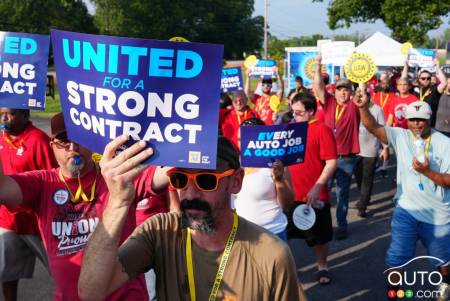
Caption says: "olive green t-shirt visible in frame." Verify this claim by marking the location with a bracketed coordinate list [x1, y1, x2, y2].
[118, 212, 306, 301]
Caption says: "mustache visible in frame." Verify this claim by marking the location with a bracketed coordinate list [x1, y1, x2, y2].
[180, 198, 212, 212]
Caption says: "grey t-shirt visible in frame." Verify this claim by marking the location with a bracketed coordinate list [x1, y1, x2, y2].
[358, 103, 386, 157]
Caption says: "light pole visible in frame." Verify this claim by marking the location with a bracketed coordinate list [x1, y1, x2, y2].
[264, 0, 268, 58]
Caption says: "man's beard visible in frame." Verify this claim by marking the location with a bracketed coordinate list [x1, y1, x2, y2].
[180, 198, 215, 233]
[66, 155, 85, 175]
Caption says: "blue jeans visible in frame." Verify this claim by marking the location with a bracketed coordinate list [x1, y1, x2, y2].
[386, 206, 450, 267]
[331, 156, 357, 229]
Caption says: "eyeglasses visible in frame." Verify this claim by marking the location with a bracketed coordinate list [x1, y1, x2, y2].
[52, 138, 74, 150]
[293, 110, 307, 116]
[420, 77, 431, 81]
[166, 168, 235, 192]
[262, 83, 272, 88]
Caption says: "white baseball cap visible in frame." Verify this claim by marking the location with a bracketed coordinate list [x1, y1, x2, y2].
[405, 101, 432, 120]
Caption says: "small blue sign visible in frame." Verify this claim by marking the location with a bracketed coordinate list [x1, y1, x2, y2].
[249, 59, 277, 78]
[0, 31, 49, 110]
[240, 122, 308, 167]
[221, 67, 243, 92]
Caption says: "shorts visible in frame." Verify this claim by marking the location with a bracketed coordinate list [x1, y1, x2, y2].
[386, 206, 450, 268]
[0, 228, 36, 281]
[286, 202, 333, 247]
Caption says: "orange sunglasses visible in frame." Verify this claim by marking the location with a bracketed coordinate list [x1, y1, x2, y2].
[166, 168, 235, 192]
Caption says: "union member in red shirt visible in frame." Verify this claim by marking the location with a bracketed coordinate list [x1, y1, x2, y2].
[373, 78, 395, 119]
[287, 93, 337, 285]
[314, 55, 360, 240]
[387, 78, 418, 128]
[244, 67, 284, 125]
[0, 108, 57, 301]
[0, 112, 170, 301]
[220, 91, 259, 151]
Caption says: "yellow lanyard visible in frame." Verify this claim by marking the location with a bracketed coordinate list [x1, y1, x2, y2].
[186, 211, 239, 301]
[308, 118, 317, 125]
[379, 92, 389, 109]
[2, 132, 23, 150]
[419, 88, 431, 101]
[335, 104, 345, 126]
[58, 162, 99, 203]
[236, 110, 248, 143]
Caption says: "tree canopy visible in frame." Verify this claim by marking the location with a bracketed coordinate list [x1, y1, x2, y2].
[314, 0, 450, 45]
[0, 0, 96, 34]
[93, 0, 264, 59]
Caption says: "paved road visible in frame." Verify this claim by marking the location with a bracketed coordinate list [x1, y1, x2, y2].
[9, 117, 434, 301]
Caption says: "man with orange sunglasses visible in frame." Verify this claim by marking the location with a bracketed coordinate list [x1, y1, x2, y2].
[79, 136, 306, 301]
[0, 112, 169, 300]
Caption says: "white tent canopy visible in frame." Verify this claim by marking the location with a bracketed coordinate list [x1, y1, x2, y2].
[355, 32, 404, 66]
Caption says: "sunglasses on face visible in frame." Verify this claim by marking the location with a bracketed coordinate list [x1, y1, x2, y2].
[52, 138, 73, 150]
[293, 110, 307, 116]
[166, 168, 235, 192]
[420, 77, 431, 81]
[262, 83, 272, 88]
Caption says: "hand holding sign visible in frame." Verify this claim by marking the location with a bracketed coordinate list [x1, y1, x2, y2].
[344, 52, 376, 84]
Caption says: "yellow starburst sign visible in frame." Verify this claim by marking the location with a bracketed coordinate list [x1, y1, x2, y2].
[344, 52, 376, 83]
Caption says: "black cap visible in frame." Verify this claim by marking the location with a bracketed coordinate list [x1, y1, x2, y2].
[261, 78, 273, 84]
[217, 136, 240, 170]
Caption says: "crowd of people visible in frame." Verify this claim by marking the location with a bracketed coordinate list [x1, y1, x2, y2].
[0, 53, 449, 300]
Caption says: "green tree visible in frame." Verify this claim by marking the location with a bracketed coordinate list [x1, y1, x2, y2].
[93, 0, 263, 59]
[0, 0, 96, 34]
[313, 0, 450, 45]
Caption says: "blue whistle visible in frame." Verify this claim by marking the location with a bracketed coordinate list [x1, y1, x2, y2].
[418, 183, 424, 191]
[74, 156, 81, 165]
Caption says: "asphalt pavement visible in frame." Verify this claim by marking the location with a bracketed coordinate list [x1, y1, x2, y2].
[8, 117, 434, 301]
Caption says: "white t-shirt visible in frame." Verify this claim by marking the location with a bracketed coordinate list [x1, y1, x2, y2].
[233, 168, 287, 234]
[358, 103, 386, 157]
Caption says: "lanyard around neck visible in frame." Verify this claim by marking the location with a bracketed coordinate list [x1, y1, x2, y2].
[2, 132, 23, 150]
[379, 92, 390, 109]
[419, 88, 431, 101]
[186, 211, 239, 301]
[411, 133, 432, 156]
[335, 104, 345, 126]
[58, 162, 99, 203]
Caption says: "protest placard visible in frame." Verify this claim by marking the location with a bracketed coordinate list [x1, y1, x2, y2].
[248, 59, 277, 78]
[51, 30, 223, 169]
[221, 67, 243, 92]
[0, 31, 49, 110]
[240, 122, 308, 167]
[408, 48, 436, 69]
[344, 52, 376, 83]
[320, 41, 355, 66]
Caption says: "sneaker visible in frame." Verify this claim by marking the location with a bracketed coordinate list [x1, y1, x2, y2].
[358, 209, 367, 218]
[436, 282, 449, 301]
[334, 228, 347, 240]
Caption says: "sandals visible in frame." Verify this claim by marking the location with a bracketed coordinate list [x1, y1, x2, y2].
[316, 270, 332, 285]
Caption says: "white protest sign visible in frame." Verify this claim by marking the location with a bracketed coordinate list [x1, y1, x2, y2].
[408, 48, 436, 69]
[321, 41, 355, 66]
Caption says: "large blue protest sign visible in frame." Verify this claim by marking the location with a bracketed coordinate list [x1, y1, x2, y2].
[287, 50, 333, 89]
[240, 122, 308, 167]
[221, 67, 243, 92]
[0, 32, 49, 110]
[51, 30, 223, 169]
[248, 59, 277, 78]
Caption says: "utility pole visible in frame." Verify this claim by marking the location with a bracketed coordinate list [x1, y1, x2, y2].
[264, 0, 268, 58]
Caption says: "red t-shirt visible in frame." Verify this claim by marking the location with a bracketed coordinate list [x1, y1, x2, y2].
[289, 121, 337, 203]
[252, 94, 275, 125]
[10, 166, 158, 300]
[221, 107, 259, 151]
[135, 191, 168, 226]
[388, 94, 418, 129]
[373, 92, 395, 119]
[0, 122, 57, 235]
[322, 93, 360, 155]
